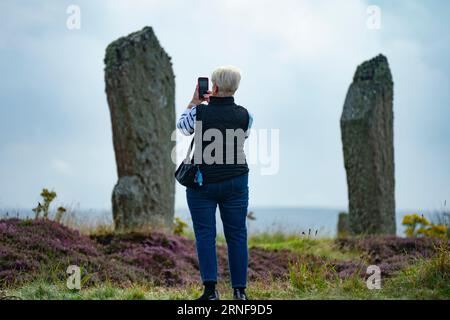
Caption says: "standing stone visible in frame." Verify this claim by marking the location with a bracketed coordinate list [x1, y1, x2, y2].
[337, 212, 350, 237]
[340, 54, 396, 235]
[104, 27, 175, 232]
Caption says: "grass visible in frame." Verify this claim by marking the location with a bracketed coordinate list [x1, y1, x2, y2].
[248, 232, 362, 261]
[183, 229, 362, 261]
[385, 244, 449, 299]
[2, 233, 448, 300]
[4, 190, 447, 300]
[3, 254, 447, 300]
[287, 241, 449, 300]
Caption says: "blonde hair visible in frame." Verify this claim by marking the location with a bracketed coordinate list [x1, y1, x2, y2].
[211, 65, 241, 96]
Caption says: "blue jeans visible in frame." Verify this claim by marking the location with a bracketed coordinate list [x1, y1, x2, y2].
[186, 173, 249, 288]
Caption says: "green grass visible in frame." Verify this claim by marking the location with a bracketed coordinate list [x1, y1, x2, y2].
[3, 237, 448, 300]
[248, 232, 362, 261]
[3, 256, 447, 300]
[184, 229, 362, 261]
[2, 223, 448, 300]
[287, 242, 449, 300]
[383, 244, 450, 299]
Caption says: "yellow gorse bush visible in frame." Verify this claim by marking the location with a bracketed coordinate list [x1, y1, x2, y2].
[402, 213, 429, 226]
[402, 213, 448, 239]
[421, 224, 448, 238]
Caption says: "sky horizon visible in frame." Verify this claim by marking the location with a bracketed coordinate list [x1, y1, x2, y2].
[1, 1, 449, 214]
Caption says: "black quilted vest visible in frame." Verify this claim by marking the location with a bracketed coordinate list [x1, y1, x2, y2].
[192, 96, 250, 184]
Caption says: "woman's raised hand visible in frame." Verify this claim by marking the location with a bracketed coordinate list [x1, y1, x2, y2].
[191, 85, 212, 105]
[190, 85, 202, 105]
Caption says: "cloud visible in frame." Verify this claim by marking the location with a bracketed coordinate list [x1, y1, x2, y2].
[0, 0, 449, 211]
[51, 159, 74, 176]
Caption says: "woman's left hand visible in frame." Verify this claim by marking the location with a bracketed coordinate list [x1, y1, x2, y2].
[190, 85, 202, 105]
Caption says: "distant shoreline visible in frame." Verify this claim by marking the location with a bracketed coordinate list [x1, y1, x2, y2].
[1, 206, 430, 237]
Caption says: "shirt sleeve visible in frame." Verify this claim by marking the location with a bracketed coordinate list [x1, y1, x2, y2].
[176, 105, 197, 136]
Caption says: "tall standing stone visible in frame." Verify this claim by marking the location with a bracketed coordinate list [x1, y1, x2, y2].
[340, 54, 396, 235]
[337, 212, 350, 237]
[104, 27, 175, 232]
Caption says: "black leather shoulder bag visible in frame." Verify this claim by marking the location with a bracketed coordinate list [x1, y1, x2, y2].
[174, 137, 202, 188]
[175, 104, 204, 188]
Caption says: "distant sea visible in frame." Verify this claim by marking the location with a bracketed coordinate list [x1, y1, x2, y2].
[176, 207, 413, 237]
[0, 207, 421, 237]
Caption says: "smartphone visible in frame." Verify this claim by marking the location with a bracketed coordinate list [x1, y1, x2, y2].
[198, 77, 209, 100]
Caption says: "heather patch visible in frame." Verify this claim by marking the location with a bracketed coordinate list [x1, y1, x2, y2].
[335, 236, 449, 277]
[0, 219, 295, 288]
[1, 218, 447, 290]
[0, 219, 148, 288]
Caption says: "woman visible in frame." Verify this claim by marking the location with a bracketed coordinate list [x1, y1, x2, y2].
[176, 66, 253, 300]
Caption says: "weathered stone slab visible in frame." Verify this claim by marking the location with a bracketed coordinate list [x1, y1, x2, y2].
[105, 27, 175, 231]
[337, 212, 350, 237]
[341, 54, 396, 235]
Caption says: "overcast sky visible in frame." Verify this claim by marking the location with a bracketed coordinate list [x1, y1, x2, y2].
[0, 0, 449, 213]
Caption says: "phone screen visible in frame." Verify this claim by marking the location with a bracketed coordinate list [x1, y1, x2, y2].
[198, 77, 209, 100]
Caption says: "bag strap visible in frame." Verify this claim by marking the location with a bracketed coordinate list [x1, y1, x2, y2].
[183, 136, 195, 163]
[183, 104, 202, 163]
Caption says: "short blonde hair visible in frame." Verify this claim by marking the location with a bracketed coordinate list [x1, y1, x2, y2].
[211, 66, 241, 95]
